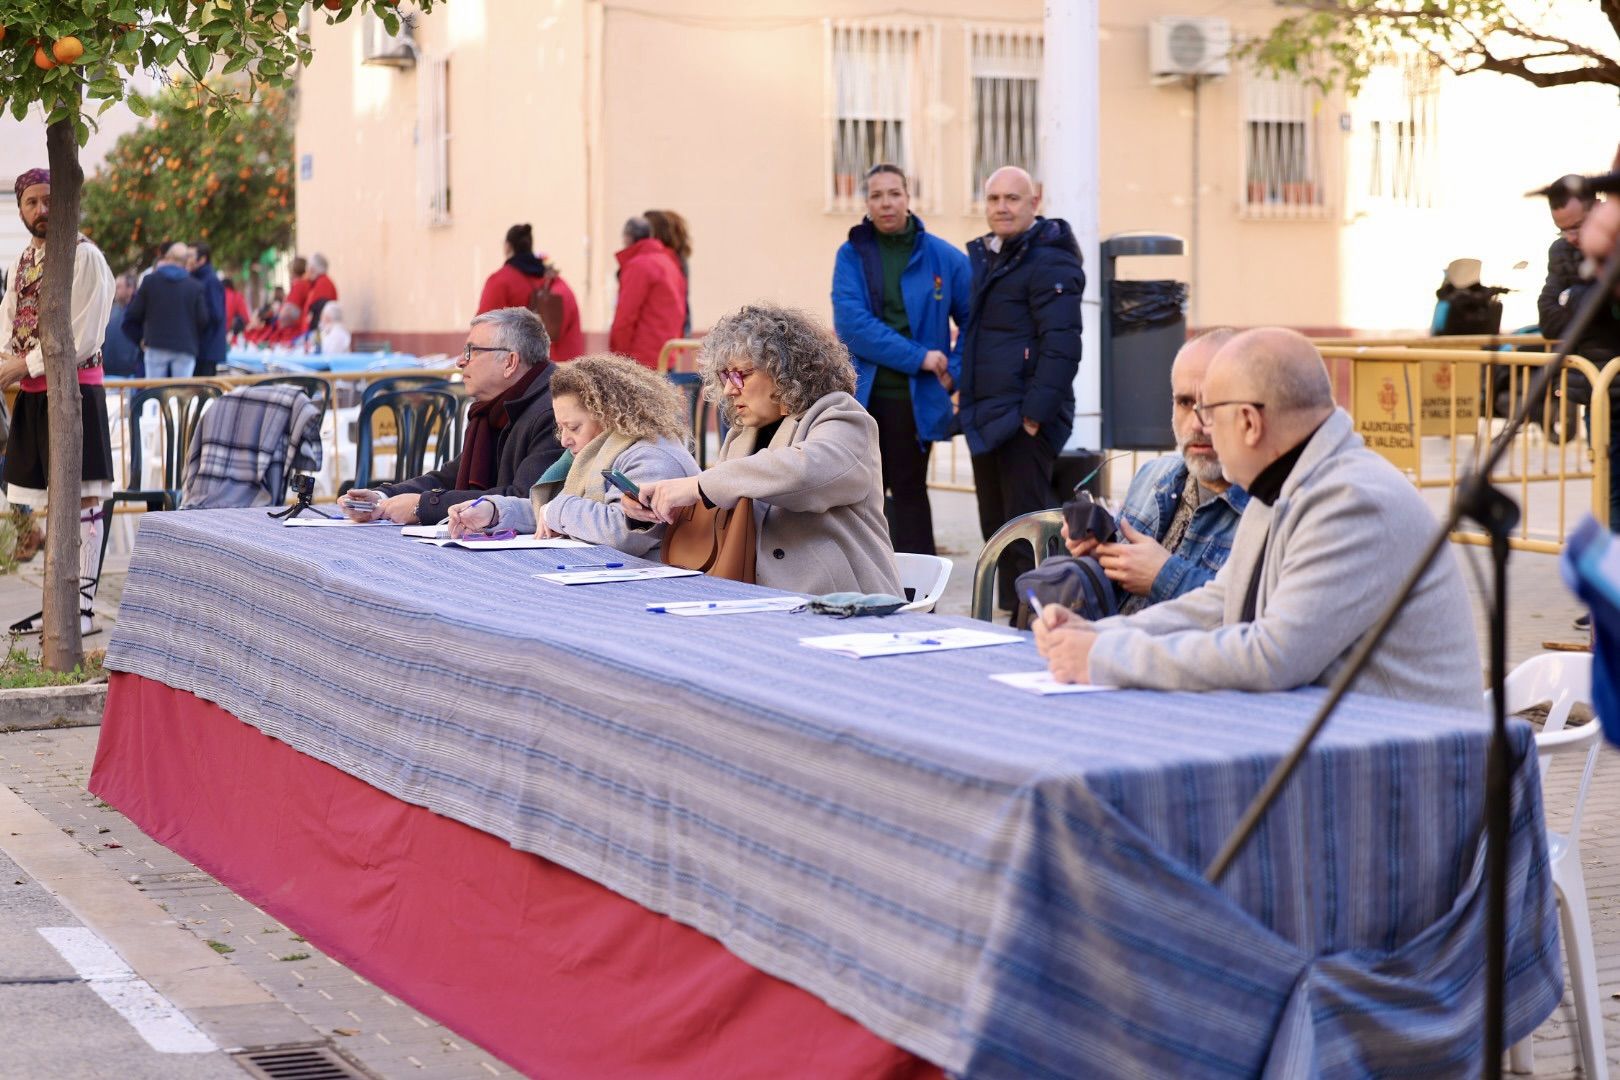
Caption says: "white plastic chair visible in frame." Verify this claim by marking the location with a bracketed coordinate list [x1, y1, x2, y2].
[894, 553, 952, 613]
[1496, 653, 1607, 1080]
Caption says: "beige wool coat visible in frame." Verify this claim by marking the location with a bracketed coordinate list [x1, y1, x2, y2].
[698, 391, 903, 597]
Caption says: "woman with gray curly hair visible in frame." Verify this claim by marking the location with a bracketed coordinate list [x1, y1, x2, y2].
[630, 304, 901, 595]
[446, 354, 698, 555]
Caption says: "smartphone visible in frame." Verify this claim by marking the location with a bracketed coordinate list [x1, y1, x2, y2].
[601, 469, 642, 500]
[340, 491, 381, 511]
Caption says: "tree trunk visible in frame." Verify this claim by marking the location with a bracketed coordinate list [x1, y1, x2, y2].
[39, 119, 85, 672]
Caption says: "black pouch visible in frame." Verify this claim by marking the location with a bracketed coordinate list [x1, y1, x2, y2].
[1014, 557, 1119, 625]
[1063, 491, 1117, 543]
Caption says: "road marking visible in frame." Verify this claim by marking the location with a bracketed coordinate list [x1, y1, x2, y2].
[36, 927, 217, 1054]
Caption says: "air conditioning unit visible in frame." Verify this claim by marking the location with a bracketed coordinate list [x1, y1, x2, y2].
[362, 10, 417, 68]
[1150, 17, 1231, 78]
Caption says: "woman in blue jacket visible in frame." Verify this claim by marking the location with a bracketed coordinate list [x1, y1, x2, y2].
[830, 164, 971, 555]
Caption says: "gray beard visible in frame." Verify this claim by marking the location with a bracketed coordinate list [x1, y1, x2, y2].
[1182, 446, 1225, 485]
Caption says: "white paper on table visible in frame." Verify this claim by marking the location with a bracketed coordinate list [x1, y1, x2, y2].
[410, 536, 591, 550]
[535, 566, 702, 586]
[989, 671, 1120, 695]
[401, 524, 450, 538]
[644, 597, 807, 616]
[799, 627, 1022, 659]
[281, 516, 395, 528]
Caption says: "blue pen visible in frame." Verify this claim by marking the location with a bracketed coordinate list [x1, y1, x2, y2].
[556, 562, 625, 570]
[1024, 589, 1046, 622]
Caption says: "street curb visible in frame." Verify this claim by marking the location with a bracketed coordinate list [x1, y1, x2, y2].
[0, 682, 107, 731]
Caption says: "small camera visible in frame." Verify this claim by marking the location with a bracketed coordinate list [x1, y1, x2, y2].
[291, 473, 315, 501]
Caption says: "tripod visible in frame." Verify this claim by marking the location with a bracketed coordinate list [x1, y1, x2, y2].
[1204, 248, 1620, 1079]
[267, 473, 336, 521]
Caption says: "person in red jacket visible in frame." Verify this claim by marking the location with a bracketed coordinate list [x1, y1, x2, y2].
[221, 275, 251, 341]
[302, 252, 339, 328]
[476, 223, 584, 361]
[609, 217, 686, 369]
[285, 256, 311, 314]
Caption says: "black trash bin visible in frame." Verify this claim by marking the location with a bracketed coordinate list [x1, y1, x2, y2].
[1101, 234, 1187, 450]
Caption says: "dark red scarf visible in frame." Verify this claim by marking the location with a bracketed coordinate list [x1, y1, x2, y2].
[455, 363, 545, 490]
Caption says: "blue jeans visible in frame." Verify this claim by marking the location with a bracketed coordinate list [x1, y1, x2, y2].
[143, 348, 195, 379]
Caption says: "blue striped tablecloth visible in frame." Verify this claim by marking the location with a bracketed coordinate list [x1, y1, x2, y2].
[105, 508, 1563, 1079]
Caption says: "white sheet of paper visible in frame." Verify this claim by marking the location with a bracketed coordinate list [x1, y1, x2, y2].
[989, 671, 1120, 695]
[410, 536, 591, 550]
[644, 597, 806, 616]
[799, 627, 1022, 659]
[281, 516, 394, 528]
[535, 566, 702, 586]
[401, 524, 450, 538]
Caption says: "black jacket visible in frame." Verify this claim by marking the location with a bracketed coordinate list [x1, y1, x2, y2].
[958, 217, 1084, 455]
[1539, 237, 1583, 343]
[380, 364, 562, 525]
[123, 265, 211, 358]
[191, 261, 228, 374]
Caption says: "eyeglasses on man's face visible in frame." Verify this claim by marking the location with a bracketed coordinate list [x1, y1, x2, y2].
[717, 366, 759, 391]
[460, 343, 510, 367]
[1192, 399, 1265, 425]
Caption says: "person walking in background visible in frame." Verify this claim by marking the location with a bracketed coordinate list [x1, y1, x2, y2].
[317, 301, 351, 355]
[221, 275, 251, 342]
[831, 163, 970, 555]
[302, 253, 338, 329]
[122, 242, 211, 379]
[189, 241, 227, 377]
[958, 166, 1084, 618]
[645, 209, 693, 336]
[102, 272, 141, 378]
[477, 223, 584, 362]
[609, 216, 686, 370]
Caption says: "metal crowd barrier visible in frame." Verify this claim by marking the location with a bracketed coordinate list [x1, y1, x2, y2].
[923, 333, 1610, 555]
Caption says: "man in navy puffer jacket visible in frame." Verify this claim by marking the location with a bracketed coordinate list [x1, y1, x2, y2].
[960, 166, 1084, 614]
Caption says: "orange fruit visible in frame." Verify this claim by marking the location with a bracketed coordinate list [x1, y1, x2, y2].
[0, 26, 8, 46]
[33, 47, 55, 70]
[51, 37, 83, 64]
[324, 0, 342, 8]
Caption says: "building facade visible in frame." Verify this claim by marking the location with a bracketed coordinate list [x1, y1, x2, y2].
[293, 0, 1615, 354]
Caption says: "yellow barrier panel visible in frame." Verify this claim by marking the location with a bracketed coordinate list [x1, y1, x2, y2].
[1349, 361, 1419, 471]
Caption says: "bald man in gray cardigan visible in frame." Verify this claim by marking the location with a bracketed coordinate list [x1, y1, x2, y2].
[1034, 328, 1481, 708]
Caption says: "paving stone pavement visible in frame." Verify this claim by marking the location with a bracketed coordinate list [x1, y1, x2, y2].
[0, 728, 513, 1079]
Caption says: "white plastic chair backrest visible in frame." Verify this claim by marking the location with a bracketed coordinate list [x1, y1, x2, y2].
[894, 553, 953, 613]
[1497, 653, 1601, 849]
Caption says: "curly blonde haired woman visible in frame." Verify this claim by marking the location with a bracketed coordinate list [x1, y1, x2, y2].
[447, 354, 698, 555]
[629, 304, 901, 596]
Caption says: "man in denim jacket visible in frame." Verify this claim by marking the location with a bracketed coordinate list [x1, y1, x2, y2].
[1027, 329, 1246, 614]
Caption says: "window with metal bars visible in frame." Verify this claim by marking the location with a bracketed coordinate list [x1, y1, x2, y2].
[1361, 55, 1438, 208]
[827, 21, 929, 211]
[968, 27, 1042, 204]
[1241, 71, 1325, 216]
[417, 54, 451, 226]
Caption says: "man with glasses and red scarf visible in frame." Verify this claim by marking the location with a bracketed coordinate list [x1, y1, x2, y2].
[0, 168, 116, 635]
[341, 306, 561, 526]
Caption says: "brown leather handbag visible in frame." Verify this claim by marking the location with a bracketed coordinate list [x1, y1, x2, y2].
[661, 498, 757, 583]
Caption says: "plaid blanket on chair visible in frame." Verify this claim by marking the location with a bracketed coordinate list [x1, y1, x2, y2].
[180, 384, 323, 509]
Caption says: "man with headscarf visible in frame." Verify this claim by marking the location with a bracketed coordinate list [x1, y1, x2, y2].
[0, 168, 117, 634]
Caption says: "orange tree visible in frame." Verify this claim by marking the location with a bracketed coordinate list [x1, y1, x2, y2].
[0, 0, 437, 670]
[81, 82, 295, 276]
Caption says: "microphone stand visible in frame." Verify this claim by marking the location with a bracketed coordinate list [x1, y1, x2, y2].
[1204, 247, 1620, 1079]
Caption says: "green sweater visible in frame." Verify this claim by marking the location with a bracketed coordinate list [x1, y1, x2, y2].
[872, 218, 915, 400]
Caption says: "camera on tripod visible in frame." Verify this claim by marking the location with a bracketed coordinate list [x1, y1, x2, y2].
[268, 472, 335, 521]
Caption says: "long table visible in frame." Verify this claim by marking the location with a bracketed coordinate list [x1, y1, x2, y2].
[93, 509, 1565, 1078]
